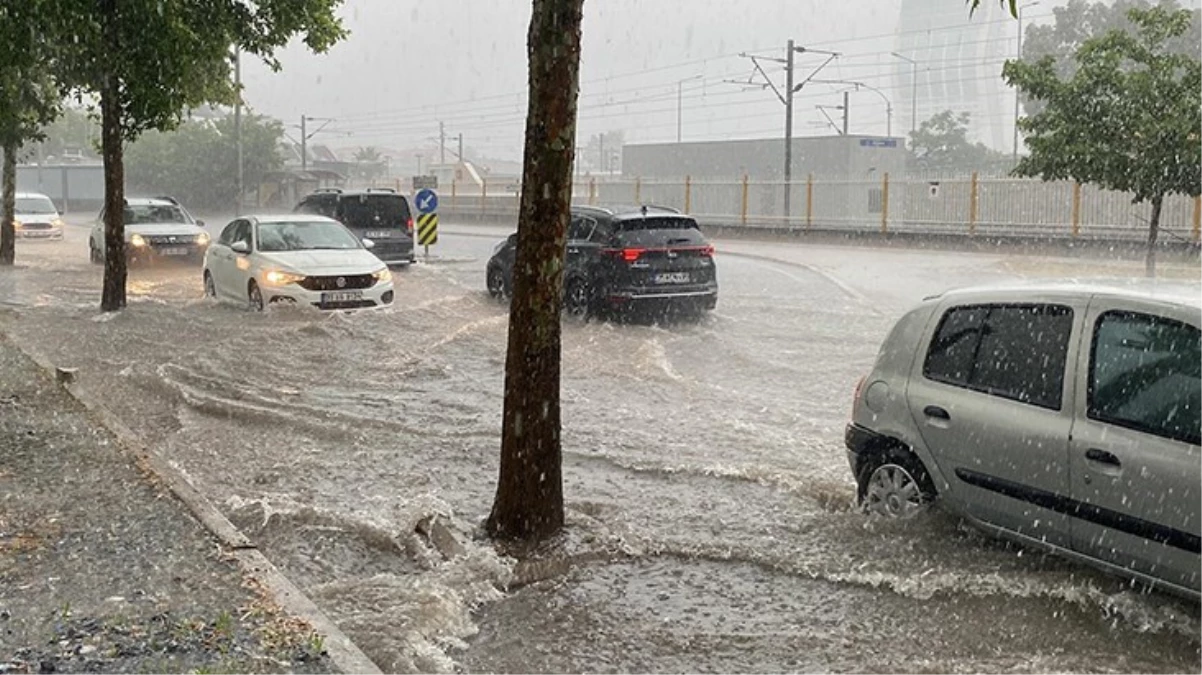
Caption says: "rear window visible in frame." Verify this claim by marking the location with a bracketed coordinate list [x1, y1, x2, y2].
[336, 194, 411, 229]
[614, 217, 705, 247]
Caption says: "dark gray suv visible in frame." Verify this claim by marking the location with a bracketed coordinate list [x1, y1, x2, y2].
[294, 188, 416, 266]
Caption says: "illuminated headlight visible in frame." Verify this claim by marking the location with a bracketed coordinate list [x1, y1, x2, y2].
[196, 231, 210, 245]
[129, 233, 147, 247]
[373, 268, 392, 284]
[263, 269, 305, 286]
[51, 218, 64, 229]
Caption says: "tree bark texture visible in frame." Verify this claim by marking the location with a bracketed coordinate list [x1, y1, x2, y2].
[486, 0, 584, 542]
[1145, 193, 1162, 278]
[1, 143, 15, 265]
[99, 0, 126, 312]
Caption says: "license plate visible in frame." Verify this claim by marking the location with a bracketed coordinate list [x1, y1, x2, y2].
[321, 290, 363, 304]
[161, 247, 189, 256]
[365, 231, 391, 239]
[654, 272, 691, 284]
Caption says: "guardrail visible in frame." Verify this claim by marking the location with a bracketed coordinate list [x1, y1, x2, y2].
[417, 174, 1202, 246]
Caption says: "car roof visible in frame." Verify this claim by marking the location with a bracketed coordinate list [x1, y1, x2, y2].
[930, 279, 1202, 310]
[250, 214, 342, 225]
[125, 197, 182, 207]
[307, 188, 410, 199]
[573, 204, 690, 221]
[15, 191, 52, 199]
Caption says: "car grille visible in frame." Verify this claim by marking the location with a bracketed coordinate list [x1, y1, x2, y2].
[299, 274, 376, 291]
[313, 299, 378, 310]
[22, 222, 53, 230]
[145, 235, 198, 245]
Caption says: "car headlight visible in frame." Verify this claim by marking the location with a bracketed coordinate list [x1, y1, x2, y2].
[373, 268, 392, 283]
[51, 218, 64, 229]
[263, 269, 305, 286]
[196, 231, 210, 245]
[12, 220, 22, 230]
[130, 233, 146, 247]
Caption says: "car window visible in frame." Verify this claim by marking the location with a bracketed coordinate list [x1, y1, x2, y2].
[1089, 311, 1201, 445]
[124, 204, 189, 224]
[614, 217, 706, 247]
[256, 220, 362, 252]
[336, 194, 411, 229]
[567, 215, 596, 242]
[924, 303, 1074, 410]
[15, 196, 57, 214]
[218, 221, 241, 246]
[231, 221, 252, 248]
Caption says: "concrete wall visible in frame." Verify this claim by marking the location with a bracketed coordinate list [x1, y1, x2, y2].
[621, 135, 908, 180]
[16, 164, 105, 215]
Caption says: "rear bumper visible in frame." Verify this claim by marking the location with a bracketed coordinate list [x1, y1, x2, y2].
[845, 422, 884, 480]
[604, 285, 718, 308]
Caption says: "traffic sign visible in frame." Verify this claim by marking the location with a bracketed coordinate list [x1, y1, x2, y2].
[417, 212, 439, 246]
[415, 188, 439, 214]
[413, 175, 438, 190]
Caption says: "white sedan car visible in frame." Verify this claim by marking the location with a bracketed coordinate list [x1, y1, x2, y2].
[203, 215, 395, 311]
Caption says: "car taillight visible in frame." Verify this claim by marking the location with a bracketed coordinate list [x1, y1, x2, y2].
[603, 247, 645, 263]
[406, 217, 415, 233]
[852, 376, 867, 418]
[700, 245, 715, 257]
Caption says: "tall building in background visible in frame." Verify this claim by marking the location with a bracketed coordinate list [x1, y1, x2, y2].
[893, 0, 1015, 150]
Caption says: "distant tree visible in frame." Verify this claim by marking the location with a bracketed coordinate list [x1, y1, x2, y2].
[1004, 6, 1202, 276]
[0, 0, 60, 266]
[48, 0, 347, 311]
[486, 0, 585, 543]
[353, 146, 382, 163]
[127, 114, 285, 212]
[581, 130, 624, 174]
[38, 107, 100, 161]
[908, 111, 1011, 175]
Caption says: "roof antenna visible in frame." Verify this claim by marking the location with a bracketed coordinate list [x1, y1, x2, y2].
[640, 204, 647, 218]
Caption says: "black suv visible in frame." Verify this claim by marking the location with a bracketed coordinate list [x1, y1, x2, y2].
[294, 188, 416, 265]
[486, 205, 718, 318]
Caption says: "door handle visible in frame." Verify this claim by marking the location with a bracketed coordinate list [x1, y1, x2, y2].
[923, 405, 950, 421]
[1085, 448, 1122, 467]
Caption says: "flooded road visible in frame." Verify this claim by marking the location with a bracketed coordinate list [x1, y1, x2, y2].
[2, 224, 1198, 673]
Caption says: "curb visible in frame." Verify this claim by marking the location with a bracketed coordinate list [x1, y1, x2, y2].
[6, 336, 382, 675]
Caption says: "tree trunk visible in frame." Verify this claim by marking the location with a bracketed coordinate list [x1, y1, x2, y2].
[99, 0, 126, 312]
[485, 0, 584, 543]
[1145, 193, 1162, 278]
[1, 142, 16, 266]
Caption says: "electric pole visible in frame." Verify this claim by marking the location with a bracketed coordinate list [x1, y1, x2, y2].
[730, 42, 839, 220]
[439, 121, 446, 165]
[234, 48, 243, 216]
[842, 91, 849, 136]
[458, 133, 464, 163]
[300, 115, 306, 172]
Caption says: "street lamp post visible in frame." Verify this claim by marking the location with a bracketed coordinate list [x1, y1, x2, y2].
[810, 79, 893, 137]
[1014, 1, 1040, 162]
[890, 52, 919, 136]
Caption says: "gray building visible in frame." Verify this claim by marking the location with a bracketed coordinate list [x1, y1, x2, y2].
[620, 135, 908, 181]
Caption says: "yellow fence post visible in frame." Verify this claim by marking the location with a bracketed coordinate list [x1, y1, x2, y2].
[1071, 181, 1082, 237]
[806, 173, 814, 230]
[684, 175, 692, 213]
[881, 172, 890, 234]
[589, 177, 596, 205]
[451, 178, 457, 210]
[741, 174, 749, 225]
[1193, 196, 1200, 242]
[395, 178, 402, 193]
[635, 177, 642, 204]
[969, 171, 979, 236]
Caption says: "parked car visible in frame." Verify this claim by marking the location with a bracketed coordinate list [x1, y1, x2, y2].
[13, 192, 65, 239]
[485, 204, 718, 318]
[294, 188, 416, 266]
[846, 281, 1201, 599]
[89, 196, 209, 264]
[202, 214, 394, 311]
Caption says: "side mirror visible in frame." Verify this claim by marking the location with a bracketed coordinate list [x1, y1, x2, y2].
[362, 238, 376, 250]
[196, 220, 205, 227]
[231, 240, 250, 254]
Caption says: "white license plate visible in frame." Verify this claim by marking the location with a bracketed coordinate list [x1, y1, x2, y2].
[161, 247, 189, 256]
[365, 231, 391, 239]
[321, 290, 363, 304]
[654, 272, 691, 284]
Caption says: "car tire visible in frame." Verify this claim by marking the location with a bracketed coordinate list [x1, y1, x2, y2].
[858, 448, 936, 519]
[203, 271, 217, 298]
[89, 240, 103, 265]
[564, 277, 592, 318]
[486, 265, 508, 299]
[247, 280, 264, 312]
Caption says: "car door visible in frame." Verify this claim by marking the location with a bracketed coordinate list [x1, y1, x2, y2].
[212, 220, 252, 298]
[566, 214, 600, 281]
[91, 208, 105, 254]
[1067, 297, 1201, 594]
[905, 297, 1083, 548]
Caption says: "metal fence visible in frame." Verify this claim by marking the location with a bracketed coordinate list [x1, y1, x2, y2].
[427, 174, 1201, 244]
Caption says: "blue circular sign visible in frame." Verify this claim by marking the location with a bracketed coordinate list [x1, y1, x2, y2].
[415, 188, 439, 214]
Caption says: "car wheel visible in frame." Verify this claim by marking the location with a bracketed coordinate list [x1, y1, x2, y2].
[486, 265, 508, 299]
[247, 280, 264, 312]
[859, 450, 935, 518]
[89, 240, 103, 265]
[564, 277, 591, 318]
[203, 271, 217, 298]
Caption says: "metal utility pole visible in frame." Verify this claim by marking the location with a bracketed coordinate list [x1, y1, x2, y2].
[811, 79, 893, 136]
[598, 133, 605, 173]
[1014, 1, 1040, 162]
[234, 48, 243, 216]
[298, 115, 335, 173]
[439, 121, 446, 165]
[891, 52, 919, 135]
[842, 91, 849, 136]
[731, 42, 839, 220]
[458, 133, 464, 163]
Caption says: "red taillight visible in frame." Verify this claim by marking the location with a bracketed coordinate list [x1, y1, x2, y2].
[700, 245, 715, 257]
[406, 217, 414, 233]
[603, 247, 645, 263]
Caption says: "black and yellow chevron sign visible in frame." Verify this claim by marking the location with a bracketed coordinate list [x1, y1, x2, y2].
[417, 213, 439, 245]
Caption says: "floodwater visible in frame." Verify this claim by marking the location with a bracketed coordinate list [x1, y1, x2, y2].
[2, 224, 1198, 673]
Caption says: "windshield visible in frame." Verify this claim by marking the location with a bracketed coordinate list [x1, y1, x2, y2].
[124, 204, 189, 224]
[337, 194, 411, 229]
[256, 220, 363, 252]
[16, 197, 57, 215]
[614, 217, 705, 247]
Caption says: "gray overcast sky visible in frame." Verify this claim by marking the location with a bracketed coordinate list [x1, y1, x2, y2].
[240, 0, 1045, 160]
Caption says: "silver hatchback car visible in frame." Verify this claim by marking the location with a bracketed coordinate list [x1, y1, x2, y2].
[846, 281, 1200, 599]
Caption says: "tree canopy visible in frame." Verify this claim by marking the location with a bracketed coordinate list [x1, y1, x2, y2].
[907, 111, 1012, 175]
[1004, 5, 1201, 273]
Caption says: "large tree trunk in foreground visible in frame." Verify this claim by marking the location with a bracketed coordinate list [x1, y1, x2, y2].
[1, 142, 15, 266]
[1145, 193, 1162, 278]
[486, 0, 584, 543]
[100, 74, 127, 312]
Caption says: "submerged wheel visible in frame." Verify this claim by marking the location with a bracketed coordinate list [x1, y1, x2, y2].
[247, 280, 264, 312]
[89, 241, 103, 265]
[859, 450, 935, 518]
[564, 277, 591, 317]
[486, 265, 507, 299]
[203, 271, 217, 298]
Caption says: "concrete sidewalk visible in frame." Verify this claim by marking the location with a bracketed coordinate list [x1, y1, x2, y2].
[0, 334, 337, 674]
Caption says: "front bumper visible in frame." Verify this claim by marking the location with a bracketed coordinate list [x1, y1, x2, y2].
[128, 242, 209, 260]
[262, 280, 395, 311]
[17, 226, 64, 239]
